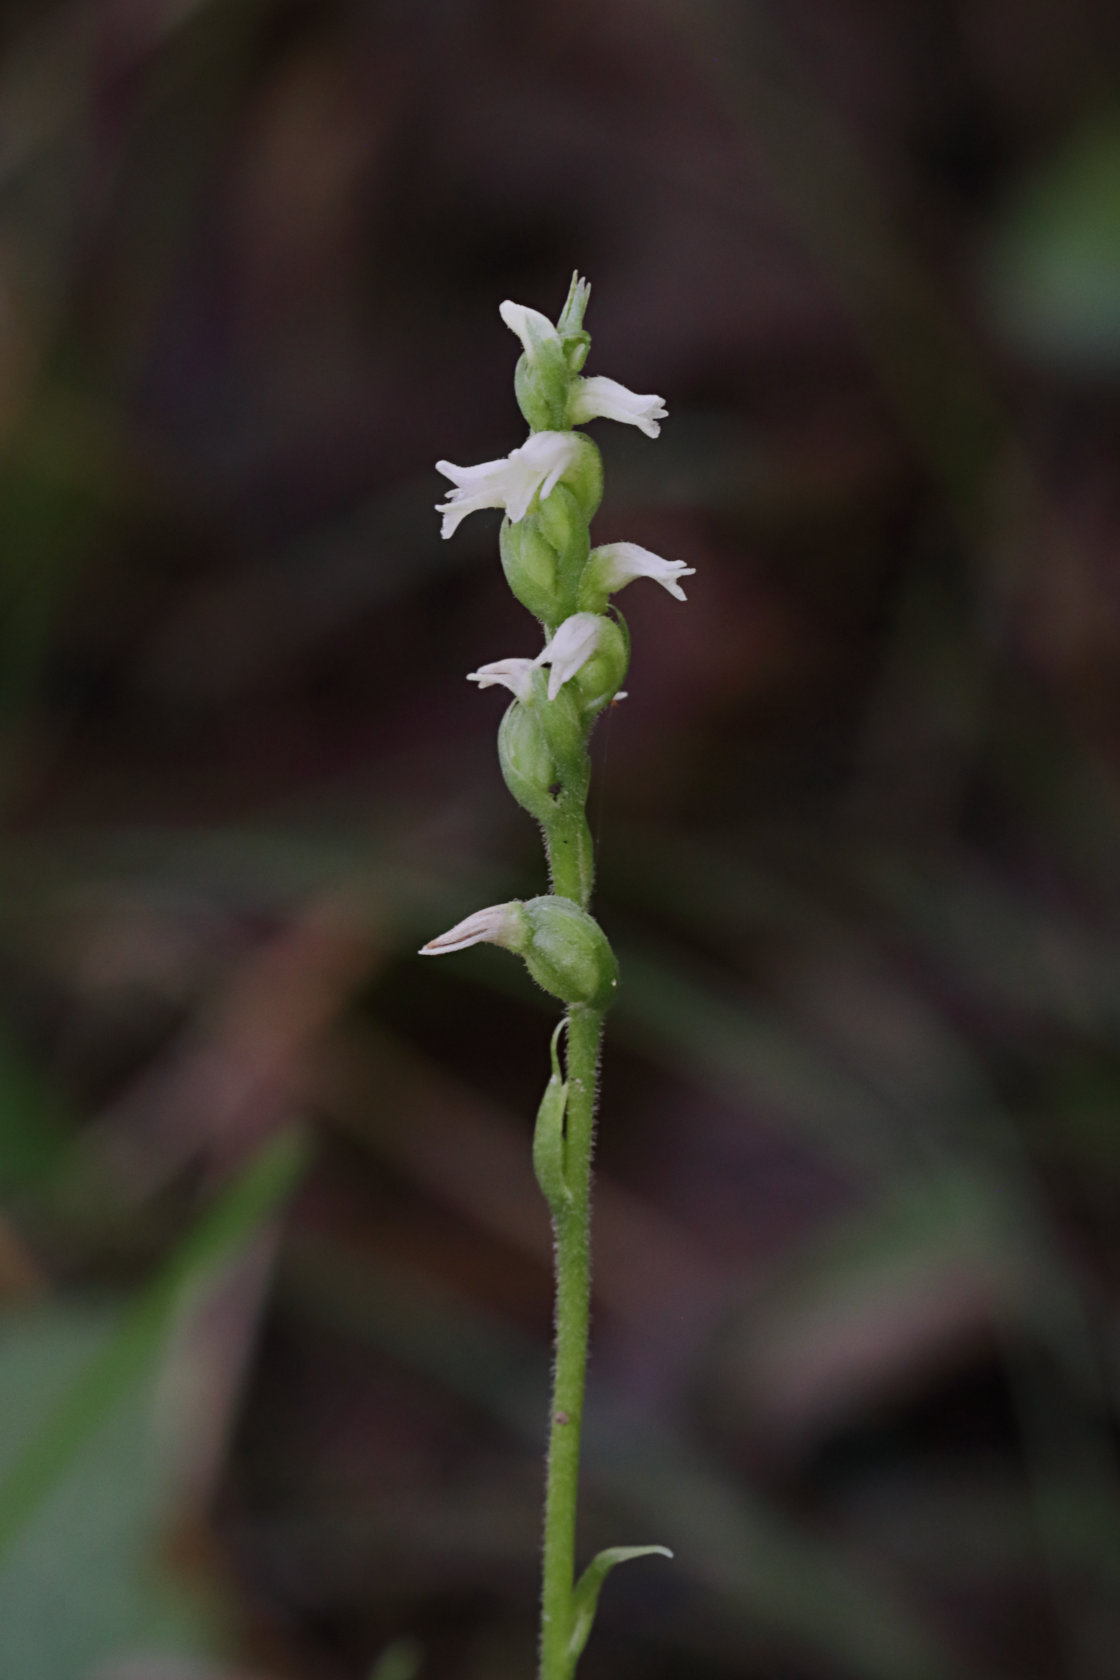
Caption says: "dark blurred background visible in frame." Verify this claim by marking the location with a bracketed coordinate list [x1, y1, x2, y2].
[3, 2, 1120, 1677]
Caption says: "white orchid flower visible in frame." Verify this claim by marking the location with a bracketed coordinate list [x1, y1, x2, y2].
[567, 374, 667, 438]
[419, 901, 526, 957]
[534, 613, 602, 701]
[436, 430, 581, 538]
[466, 657, 537, 703]
[499, 300, 563, 364]
[589, 542, 695, 601]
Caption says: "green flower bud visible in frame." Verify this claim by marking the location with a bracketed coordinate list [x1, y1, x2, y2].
[500, 514, 561, 622]
[536, 484, 590, 618]
[500, 484, 590, 626]
[521, 895, 619, 1009]
[498, 699, 559, 823]
[501, 301, 570, 432]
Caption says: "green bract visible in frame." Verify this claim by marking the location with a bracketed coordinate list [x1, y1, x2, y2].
[521, 896, 619, 1010]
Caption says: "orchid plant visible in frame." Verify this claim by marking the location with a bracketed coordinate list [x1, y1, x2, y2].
[421, 274, 690, 1680]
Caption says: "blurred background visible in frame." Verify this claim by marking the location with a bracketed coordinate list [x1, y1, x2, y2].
[3, 2, 1120, 1677]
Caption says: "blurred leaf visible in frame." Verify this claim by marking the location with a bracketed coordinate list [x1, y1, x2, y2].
[988, 110, 1120, 367]
[0, 1129, 307, 1562]
[0, 1027, 72, 1195]
[367, 1638, 423, 1680]
[0, 1307, 218, 1680]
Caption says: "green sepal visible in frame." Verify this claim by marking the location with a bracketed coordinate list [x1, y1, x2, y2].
[501, 485, 590, 627]
[562, 433, 604, 522]
[515, 350, 569, 432]
[522, 896, 619, 1009]
[532, 1019, 571, 1212]
[568, 1546, 673, 1668]
[537, 680, 590, 792]
[536, 485, 591, 624]
[498, 700, 559, 824]
[500, 514, 561, 622]
[572, 613, 628, 718]
[557, 271, 591, 337]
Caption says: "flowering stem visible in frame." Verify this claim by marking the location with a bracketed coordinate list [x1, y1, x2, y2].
[540, 1001, 603, 1680]
[424, 273, 681, 1677]
[546, 792, 595, 906]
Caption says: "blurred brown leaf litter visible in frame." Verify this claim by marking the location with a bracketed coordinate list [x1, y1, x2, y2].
[3, 0, 1120, 1676]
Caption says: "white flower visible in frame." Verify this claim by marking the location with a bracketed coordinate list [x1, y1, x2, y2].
[499, 300, 562, 364]
[567, 375, 667, 438]
[589, 542, 695, 601]
[436, 430, 581, 538]
[534, 612, 601, 700]
[419, 901, 526, 956]
[466, 657, 536, 703]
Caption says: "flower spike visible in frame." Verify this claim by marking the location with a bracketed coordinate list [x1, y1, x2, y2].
[426, 275, 678, 1679]
[567, 375, 667, 438]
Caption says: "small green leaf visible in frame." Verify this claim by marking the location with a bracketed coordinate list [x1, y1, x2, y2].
[568, 1544, 673, 1667]
[532, 1019, 571, 1211]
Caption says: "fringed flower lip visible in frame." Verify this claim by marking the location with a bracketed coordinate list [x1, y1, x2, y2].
[436, 430, 582, 538]
[466, 618, 602, 706]
[588, 542, 695, 601]
[567, 374, 667, 437]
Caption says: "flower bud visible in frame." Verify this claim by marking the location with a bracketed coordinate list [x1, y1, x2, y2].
[521, 895, 619, 1009]
[500, 484, 590, 625]
[499, 514, 562, 623]
[502, 301, 571, 432]
[536, 484, 591, 614]
[498, 699, 560, 823]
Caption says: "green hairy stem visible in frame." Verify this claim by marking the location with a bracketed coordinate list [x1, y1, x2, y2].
[424, 271, 680, 1678]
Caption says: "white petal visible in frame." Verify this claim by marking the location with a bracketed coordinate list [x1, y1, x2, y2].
[419, 902, 525, 956]
[568, 375, 667, 438]
[535, 612, 602, 700]
[436, 432, 581, 537]
[435, 453, 515, 537]
[590, 541, 695, 601]
[466, 657, 537, 703]
[499, 300, 562, 364]
[505, 431, 581, 522]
